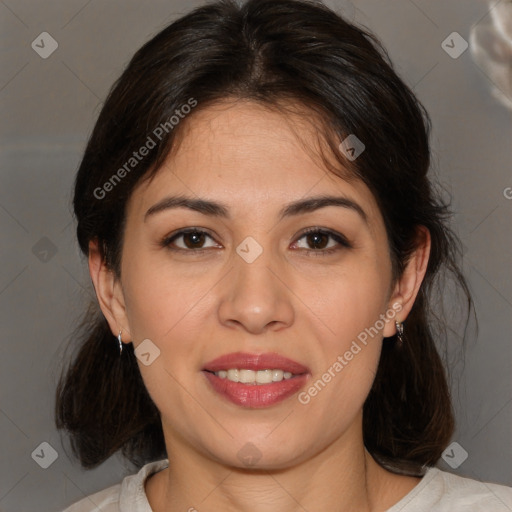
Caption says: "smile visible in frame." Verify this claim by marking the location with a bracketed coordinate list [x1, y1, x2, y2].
[202, 352, 310, 408]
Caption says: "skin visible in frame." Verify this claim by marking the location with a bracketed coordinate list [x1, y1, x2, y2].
[89, 100, 431, 512]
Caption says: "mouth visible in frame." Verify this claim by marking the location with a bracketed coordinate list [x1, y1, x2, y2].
[202, 352, 310, 408]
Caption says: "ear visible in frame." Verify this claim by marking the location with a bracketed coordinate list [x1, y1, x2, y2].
[88, 239, 132, 344]
[383, 226, 431, 338]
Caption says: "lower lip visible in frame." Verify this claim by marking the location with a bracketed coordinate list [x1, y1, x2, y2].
[203, 371, 309, 408]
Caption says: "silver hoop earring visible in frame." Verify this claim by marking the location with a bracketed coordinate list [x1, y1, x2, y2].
[395, 321, 404, 346]
[118, 331, 123, 355]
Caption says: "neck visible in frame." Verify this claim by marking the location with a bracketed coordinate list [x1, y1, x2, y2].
[145, 423, 407, 512]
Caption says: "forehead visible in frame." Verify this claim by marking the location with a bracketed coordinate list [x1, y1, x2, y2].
[129, 100, 383, 229]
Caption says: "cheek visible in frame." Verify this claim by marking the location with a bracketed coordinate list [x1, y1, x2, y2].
[120, 262, 213, 421]
[298, 257, 389, 408]
[121, 250, 216, 342]
[308, 255, 391, 346]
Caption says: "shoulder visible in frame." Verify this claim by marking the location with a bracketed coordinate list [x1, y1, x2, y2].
[60, 483, 121, 512]
[60, 459, 170, 512]
[389, 467, 512, 512]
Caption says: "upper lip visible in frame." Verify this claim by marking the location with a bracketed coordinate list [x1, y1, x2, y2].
[203, 352, 310, 374]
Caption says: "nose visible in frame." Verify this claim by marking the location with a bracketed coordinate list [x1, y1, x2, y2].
[217, 247, 295, 334]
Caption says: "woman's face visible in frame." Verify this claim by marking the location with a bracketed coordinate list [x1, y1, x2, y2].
[106, 100, 406, 468]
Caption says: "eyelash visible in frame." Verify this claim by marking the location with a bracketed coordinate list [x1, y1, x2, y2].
[160, 227, 352, 256]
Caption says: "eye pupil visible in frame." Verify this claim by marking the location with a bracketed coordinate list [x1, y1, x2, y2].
[307, 232, 328, 249]
[184, 231, 205, 248]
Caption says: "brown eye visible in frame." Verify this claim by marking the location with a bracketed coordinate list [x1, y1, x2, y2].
[292, 228, 352, 254]
[162, 229, 220, 251]
[182, 231, 206, 248]
[305, 232, 329, 249]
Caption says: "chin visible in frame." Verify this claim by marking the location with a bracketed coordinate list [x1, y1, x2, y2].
[208, 437, 312, 471]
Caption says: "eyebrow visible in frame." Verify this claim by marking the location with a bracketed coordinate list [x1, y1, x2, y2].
[144, 194, 367, 223]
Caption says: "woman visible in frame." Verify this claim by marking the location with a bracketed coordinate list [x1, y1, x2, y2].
[55, 0, 512, 510]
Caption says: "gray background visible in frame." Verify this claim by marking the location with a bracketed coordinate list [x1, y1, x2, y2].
[0, 0, 511, 510]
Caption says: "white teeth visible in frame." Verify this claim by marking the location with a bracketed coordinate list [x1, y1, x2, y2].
[256, 369, 273, 384]
[214, 368, 295, 384]
[226, 369, 239, 382]
[239, 369, 255, 383]
[272, 369, 284, 381]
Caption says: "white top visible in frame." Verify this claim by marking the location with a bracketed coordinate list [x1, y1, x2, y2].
[60, 458, 512, 511]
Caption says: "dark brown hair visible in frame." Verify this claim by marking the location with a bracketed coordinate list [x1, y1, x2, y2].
[55, 0, 471, 475]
